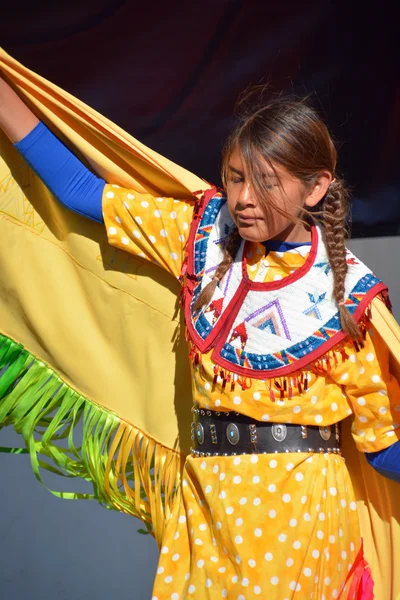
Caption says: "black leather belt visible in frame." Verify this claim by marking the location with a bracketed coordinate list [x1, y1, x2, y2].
[190, 407, 341, 456]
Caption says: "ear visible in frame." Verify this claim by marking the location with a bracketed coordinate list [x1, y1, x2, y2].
[304, 171, 333, 207]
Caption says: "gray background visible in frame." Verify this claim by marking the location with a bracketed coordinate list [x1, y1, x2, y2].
[1, 236, 399, 600]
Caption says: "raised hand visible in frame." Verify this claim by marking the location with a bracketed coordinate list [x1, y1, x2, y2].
[0, 75, 39, 142]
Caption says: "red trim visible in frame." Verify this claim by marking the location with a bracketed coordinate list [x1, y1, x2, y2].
[185, 187, 218, 276]
[184, 196, 319, 353]
[242, 223, 319, 291]
[182, 191, 387, 379]
[210, 283, 250, 349]
[183, 187, 235, 353]
[185, 270, 248, 354]
[211, 282, 387, 379]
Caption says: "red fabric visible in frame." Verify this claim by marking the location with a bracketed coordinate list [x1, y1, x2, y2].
[183, 192, 387, 379]
[340, 540, 374, 599]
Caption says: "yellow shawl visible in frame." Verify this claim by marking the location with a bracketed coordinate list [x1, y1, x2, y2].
[0, 49, 398, 598]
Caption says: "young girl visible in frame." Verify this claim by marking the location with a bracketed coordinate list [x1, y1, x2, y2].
[0, 74, 399, 600]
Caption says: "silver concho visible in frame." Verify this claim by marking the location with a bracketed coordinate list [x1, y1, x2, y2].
[319, 425, 332, 441]
[226, 423, 240, 445]
[271, 424, 287, 442]
[195, 423, 205, 445]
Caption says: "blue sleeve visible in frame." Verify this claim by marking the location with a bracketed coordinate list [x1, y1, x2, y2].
[366, 440, 400, 483]
[14, 122, 105, 223]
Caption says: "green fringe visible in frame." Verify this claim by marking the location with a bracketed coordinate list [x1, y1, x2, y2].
[0, 333, 167, 535]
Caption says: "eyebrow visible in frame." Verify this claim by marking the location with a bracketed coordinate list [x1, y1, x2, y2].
[228, 165, 244, 176]
[228, 164, 277, 178]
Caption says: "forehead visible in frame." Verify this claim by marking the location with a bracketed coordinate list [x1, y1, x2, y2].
[228, 146, 277, 178]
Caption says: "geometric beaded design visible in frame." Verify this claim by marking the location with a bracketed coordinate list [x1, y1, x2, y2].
[187, 192, 385, 376]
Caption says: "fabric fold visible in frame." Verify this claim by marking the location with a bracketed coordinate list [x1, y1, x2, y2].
[0, 47, 399, 597]
[0, 332, 183, 545]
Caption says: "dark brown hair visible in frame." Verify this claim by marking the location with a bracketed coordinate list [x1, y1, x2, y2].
[195, 92, 360, 339]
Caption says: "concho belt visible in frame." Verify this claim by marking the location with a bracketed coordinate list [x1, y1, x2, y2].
[190, 407, 341, 456]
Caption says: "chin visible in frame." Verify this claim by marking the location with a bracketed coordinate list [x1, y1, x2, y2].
[237, 226, 269, 243]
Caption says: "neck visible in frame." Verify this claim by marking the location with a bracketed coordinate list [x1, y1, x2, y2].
[261, 239, 312, 252]
[270, 221, 312, 244]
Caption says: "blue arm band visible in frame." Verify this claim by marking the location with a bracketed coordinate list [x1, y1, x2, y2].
[366, 439, 400, 483]
[14, 121, 105, 223]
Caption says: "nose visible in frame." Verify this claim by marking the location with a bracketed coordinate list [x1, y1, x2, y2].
[237, 182, 256, 208]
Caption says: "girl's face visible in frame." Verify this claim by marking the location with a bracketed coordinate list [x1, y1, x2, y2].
[225, 147, 331, 243]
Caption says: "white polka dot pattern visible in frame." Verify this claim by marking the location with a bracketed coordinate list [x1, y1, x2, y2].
[152, 452, 361, 598]
[192, 319, 400, 454]
[103, 185, 400, 599]
[102, 184, 194, 278]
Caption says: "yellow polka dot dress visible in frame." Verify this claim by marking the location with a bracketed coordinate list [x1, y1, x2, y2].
[103, 185, 400, 599]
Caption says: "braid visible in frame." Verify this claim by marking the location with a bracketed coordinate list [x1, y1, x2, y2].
[194, 228, 242, 312]
[323, 179, 361, 340]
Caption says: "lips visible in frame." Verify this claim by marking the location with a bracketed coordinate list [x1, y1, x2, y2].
[236, 214, 260, 225]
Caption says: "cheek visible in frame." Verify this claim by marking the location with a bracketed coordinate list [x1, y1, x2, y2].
[226, 193, 237, 221]
[275, 186, 305, 216]
[285, 183, 307, 208]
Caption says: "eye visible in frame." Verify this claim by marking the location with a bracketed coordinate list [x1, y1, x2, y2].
[230, 177, 243, 184]
[264, 182, 279, 191]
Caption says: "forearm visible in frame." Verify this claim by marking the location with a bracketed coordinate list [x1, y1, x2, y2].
[14, 122, 105, 223]
[0, 76, 39, 142]
[366, 440, 400, 483]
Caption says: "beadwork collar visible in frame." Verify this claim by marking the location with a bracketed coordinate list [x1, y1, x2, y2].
[181, 188, 387, 379]
[241, 225, 318, 293]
